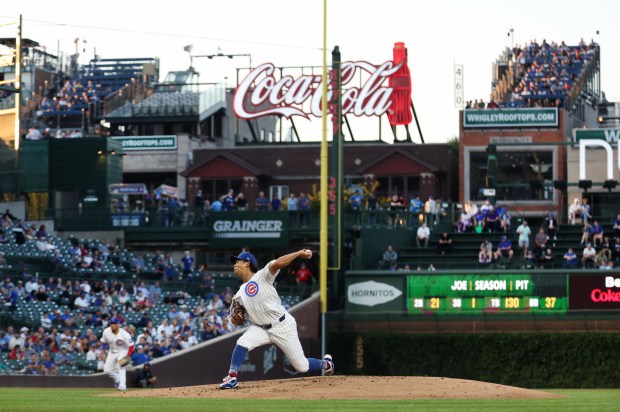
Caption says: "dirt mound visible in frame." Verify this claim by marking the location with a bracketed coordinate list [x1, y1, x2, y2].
[111, 376, 563, 400]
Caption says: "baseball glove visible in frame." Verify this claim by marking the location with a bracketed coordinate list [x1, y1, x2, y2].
[230, 301, 246, 326]
[118, 356, 131, 367]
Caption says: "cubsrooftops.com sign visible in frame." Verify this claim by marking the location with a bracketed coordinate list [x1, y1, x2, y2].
[112, 136, 177, 151]
[463, 108, 558, 128]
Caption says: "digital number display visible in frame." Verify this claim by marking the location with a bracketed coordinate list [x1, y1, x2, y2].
[407, 274, 567, 314]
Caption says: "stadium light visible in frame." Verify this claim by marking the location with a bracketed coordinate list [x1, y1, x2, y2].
[578, 180, 593, 192]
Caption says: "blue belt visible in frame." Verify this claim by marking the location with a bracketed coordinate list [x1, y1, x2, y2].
[261, 314, 285, 330]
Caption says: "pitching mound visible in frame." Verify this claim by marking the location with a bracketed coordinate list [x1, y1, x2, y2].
[111, 376, 563, 400]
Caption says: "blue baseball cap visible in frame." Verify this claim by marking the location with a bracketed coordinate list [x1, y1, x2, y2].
[109, 317, 121, 324]
[229, 252, 257, 266]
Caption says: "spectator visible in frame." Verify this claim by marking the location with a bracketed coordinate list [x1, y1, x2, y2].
[424, 196, 437, 227]
[600, 237, 613, 261]
[9, 344, 25, 360]
[298, 192, 310, 227]
[234, 192, 247, 211]
[496, 205, 512, 233]
[210, 197, 222, 212]
[287, 193, 298, 225]
[479, 239, 493, 263]
[378, 245, 398, 269]
[270, 194, 282, 211]
[580, 221, 593, 246]
[494, 235, 515, 263]
[545, 212, 559, 240]
[409, 195, 423, 227]
[564, 247, 578, 268]
[568, 198, 582, 225]
[201, 322, 219, 341]
[295, 262, 314, 297]
[389, 195, 405, 227]
[613, 213, 620, 239]
[524, 250, 536, 269]
[485, 207, 499, 232]
[591, 221, 604, 247]
[456, 209, 472, 233]
[416, 222, 431, 249]
[54, 346, 75, 366]
[130, 345, 150, 366]
[581, 198, 592, 224]
[516, 220, 532, 258]
[135, 363, 158, 388]
[349, 190, 362, 225]
[255, 191, 269, 211]
[541, 248, 554, 269]
[436, 232, 453, 255]
[594, 249, 609, 269]
[365, 192, 378, 226]
[582, 244, 596, 268]
[181, 251, 195, 281]
[222, 189, 235, 211]
[131, 255, 145, 277]
[534, 228, 549, 258]
[473, 208, 486, 233]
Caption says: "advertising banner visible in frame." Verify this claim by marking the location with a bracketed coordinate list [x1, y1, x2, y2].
[210, 212, 289, 248]
[345, 275, 404, 313]
[463, 108, 558, 128]
[569, 275, 620, 310]
[574, 128, 620, 143]
[112, 135, 177, 151]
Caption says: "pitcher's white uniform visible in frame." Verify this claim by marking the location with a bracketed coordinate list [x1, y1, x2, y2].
[100, 326, 134, 389]
[235, 260, 308, 372]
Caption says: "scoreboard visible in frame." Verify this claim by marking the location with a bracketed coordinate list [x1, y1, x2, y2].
[407, 274, 567, 314]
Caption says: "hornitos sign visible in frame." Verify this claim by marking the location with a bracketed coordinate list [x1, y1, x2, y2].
[210, 212, 289, 248]
[112, 135, 177, 151]
[347, 280, 403, 307]
[463, 108, 558, 128]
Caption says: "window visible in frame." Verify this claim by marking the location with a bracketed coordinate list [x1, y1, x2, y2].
[269, 185, 289, 200]
[468, 150, 554, 201]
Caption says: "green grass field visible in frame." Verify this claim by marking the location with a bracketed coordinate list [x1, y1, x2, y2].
[0, 388, 619, 412]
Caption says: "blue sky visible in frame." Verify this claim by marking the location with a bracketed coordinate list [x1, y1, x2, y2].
[1, 0, 618, 143]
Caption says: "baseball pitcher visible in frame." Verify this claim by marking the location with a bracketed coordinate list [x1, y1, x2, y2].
[219, 250, 334, 389]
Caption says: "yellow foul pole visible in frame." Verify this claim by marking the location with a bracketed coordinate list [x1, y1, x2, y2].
[14, 15, 21, 151]
[320, 0, 328, 314]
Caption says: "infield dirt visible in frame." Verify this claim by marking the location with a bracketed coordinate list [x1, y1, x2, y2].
[110, 376, 564, 400]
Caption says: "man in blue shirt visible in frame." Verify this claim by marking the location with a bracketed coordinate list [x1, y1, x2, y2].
[349, 190, 363, 225]
[181, 251, 195, 282]
[222, 190, 235, 211]
[494, 235, 514, 263]
[131, 345, 150, 366]
[409, 196, 423, 227]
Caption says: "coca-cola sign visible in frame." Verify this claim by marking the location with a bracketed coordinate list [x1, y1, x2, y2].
[569, 275, 620, 309]
[233, 61, 404, 120]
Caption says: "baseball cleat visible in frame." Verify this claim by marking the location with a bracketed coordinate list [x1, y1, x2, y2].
[324, 354, 335, 376]
[219, 375, 238, 389]
[118, 385, 126, 391]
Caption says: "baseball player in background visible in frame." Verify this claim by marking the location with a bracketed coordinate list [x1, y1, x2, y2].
[100, 316, 134, 391]
[219, 249, 334, 389]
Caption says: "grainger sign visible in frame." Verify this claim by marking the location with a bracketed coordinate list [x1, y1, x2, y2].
[233, 60, 408, 120]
